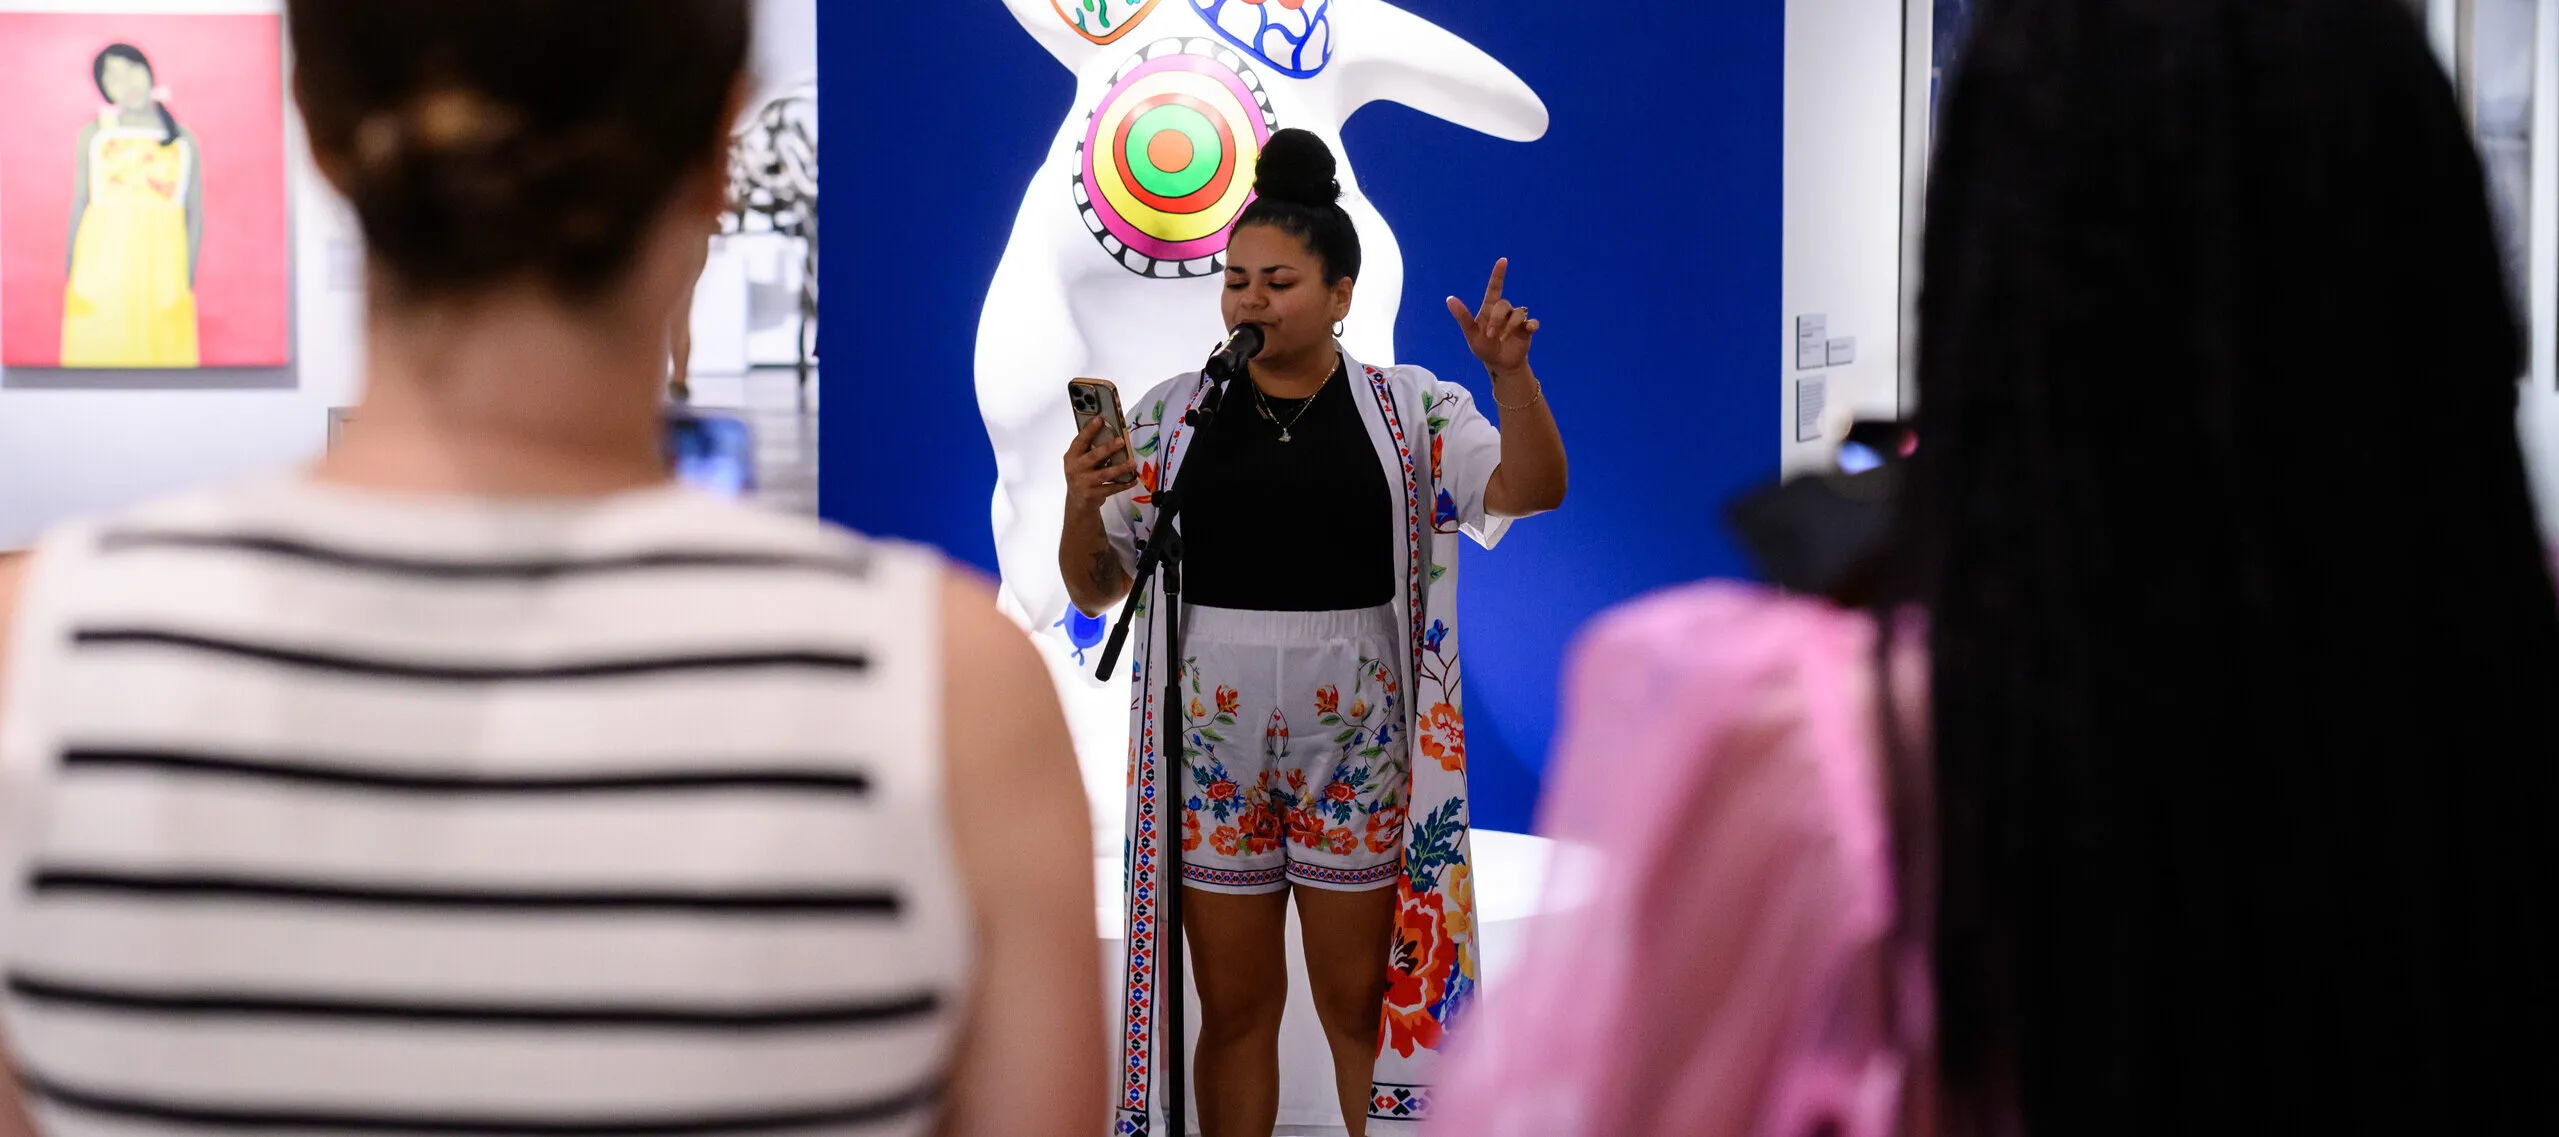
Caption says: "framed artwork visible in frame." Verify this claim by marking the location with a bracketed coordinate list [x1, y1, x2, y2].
[0, 11, 290, 371]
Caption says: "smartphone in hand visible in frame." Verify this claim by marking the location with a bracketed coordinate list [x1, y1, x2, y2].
[1068, 378, 1135, 485]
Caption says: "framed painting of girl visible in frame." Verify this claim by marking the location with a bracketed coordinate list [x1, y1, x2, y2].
[0, 12, 288, 373]
[64, 42, 202, 367]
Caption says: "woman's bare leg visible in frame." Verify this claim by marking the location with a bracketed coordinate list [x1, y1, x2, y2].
[1294, 883, 1398, 1137]
[1183, 886, 1289, 1137]
[667, 233, 708, 402]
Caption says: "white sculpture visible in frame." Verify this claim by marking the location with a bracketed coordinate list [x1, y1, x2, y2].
[975, 0, 1547, 828]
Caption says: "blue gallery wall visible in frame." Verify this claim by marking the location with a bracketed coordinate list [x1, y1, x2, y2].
[817, 1, 1782, 833]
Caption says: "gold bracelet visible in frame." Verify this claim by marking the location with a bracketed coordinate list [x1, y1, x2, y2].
[1493, 377, 1544, 411]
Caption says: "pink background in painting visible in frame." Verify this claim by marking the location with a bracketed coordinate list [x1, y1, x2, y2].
[0, 12, 289, 369]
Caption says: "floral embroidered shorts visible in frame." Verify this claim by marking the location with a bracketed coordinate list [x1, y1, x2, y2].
[1175, 604, 1408, 896]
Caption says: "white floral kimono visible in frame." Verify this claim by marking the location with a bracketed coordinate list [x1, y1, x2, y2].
[1101, 347, 1511, 1135]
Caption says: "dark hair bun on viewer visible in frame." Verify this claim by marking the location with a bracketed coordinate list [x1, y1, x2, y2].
[287, 0, 750, 300]
[1252, 128, 1341, 208]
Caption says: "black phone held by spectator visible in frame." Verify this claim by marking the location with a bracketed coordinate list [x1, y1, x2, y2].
[1727, 419, 1914, 604]
[665, 411, 756, 499]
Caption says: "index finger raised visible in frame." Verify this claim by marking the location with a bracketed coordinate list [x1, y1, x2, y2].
[1480, 257, 1510, 312]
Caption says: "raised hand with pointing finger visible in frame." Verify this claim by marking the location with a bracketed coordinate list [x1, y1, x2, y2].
[1445, 257, 1567, 518]
[1446, 257, 1540, 378]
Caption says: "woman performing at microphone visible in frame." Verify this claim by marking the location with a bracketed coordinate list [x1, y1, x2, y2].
[1058, 128, 1568, 1137]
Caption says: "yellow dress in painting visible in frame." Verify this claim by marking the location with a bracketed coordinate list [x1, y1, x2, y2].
[61, 127, 198, 368]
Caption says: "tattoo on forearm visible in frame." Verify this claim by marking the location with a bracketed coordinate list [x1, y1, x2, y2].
[1086, 549, 1121, 594]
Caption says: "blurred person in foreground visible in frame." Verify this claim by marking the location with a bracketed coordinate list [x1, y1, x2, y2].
[0, 4, 1102, 1135]
[1432, 0, 2559, 1132]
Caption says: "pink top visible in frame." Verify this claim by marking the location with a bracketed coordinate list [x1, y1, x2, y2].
[1431, 583, 1927, 1137]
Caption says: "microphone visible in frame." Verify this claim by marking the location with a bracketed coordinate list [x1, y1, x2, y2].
[1188, 324, 1262, 430]
[1206, 323, 1264, 378]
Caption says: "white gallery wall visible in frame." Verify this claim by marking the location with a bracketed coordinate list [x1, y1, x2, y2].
[2429, 0, 2559, 542]
[754, 0, 814, 93]
[2512, 0, 2559, 540]
[1781, 0, 1909, 475]
[0, 0, 817, 549]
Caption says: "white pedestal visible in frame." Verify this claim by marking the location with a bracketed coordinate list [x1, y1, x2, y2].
[686, 237, 752, 379]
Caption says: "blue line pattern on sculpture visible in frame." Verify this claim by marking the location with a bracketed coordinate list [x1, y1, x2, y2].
[1188, 0, 1333, 79]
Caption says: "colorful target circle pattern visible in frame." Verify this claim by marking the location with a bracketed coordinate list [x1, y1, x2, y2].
[1075, 41, 1277, 278]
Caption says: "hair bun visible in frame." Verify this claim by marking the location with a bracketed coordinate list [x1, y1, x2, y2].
[1252, 128, 1341, 208]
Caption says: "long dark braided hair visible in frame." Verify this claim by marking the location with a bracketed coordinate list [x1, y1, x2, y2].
[1887, 0, 2559, 1130]
[93, 44, 181, 147]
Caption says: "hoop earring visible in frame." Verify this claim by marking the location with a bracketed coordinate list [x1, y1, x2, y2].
[1332, 320, 1346, 338]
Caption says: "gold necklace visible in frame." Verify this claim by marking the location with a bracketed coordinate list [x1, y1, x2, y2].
[1251, 368, 1331, 442]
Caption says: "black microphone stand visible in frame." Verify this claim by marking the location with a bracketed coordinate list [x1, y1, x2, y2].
[1095, 349, 1239, 1137]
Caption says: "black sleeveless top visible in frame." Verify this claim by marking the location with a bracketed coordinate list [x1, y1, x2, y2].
[1181, 362, 1397, 611]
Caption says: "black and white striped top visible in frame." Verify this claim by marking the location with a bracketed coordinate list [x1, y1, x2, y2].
[0, 477, 970, 1136]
